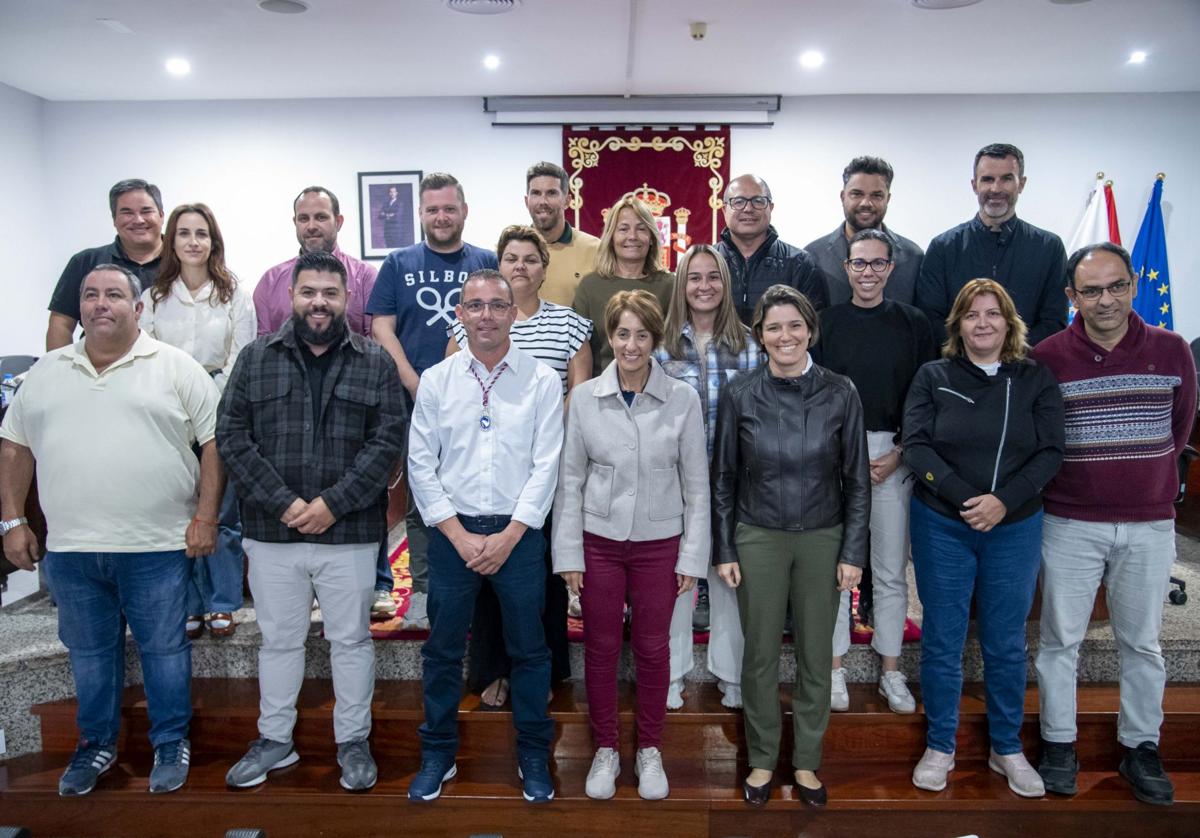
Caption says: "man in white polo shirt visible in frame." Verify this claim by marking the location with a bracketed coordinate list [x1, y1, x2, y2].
[0, 264, 223, 798]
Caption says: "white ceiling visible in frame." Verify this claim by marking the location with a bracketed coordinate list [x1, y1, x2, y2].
[1, 0, 1197, 102]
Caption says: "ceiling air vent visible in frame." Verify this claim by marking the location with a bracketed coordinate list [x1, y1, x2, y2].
[911, 0, 984, 8]
[446, 0, 521, 15]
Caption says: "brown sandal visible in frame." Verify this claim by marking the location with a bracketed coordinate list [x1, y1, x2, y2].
[206, 612, 236, 638]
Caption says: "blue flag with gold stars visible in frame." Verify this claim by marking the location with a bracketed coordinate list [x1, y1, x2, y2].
[1131, 177, 1172, 330]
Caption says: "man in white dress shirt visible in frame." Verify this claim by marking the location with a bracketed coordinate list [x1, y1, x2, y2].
[406, 269, 563, 804]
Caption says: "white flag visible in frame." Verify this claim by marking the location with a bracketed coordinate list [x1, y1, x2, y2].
[1066, 178, 1109, 256]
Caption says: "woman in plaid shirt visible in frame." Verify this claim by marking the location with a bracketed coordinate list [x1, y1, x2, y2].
[655, 244, 762, 711]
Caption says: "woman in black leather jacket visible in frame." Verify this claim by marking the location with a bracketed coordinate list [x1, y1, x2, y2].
[903, 278, 1064, 799]
[712, 284, 870, 806]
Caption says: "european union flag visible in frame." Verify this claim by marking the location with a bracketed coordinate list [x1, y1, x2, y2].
[1131, 177, 1172, 330]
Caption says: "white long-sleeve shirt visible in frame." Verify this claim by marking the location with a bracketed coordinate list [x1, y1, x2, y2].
[140, 279, 256, 392]
[407, 340, 563, 529]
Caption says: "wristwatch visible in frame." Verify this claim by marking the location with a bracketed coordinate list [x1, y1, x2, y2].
[0, 517, 29, 536]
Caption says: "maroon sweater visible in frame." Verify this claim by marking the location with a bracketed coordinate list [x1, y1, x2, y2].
[1030, 313, 1197, 522]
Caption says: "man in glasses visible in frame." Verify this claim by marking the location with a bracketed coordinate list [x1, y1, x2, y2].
[806, 156, 925, 307]
[1029, 243, 1196, 807]
[368, 172, 498, 629]
[917, 143, 1066, 346]
[812, 229, 936, 717]
[406, 269, 563, 804]
[715, 174, 828, 324]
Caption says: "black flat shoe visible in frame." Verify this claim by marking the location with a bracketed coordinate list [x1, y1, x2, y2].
[743, 776, 772, 806]
[795, 777, 827, 807]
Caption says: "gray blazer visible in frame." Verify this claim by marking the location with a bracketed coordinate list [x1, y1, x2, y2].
[552, 359, 710, 578]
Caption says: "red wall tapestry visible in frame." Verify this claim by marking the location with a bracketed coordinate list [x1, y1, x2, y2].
[563, 127, 731, 272]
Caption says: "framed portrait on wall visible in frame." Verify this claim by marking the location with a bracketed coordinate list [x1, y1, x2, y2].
[358, 170, 422, 259]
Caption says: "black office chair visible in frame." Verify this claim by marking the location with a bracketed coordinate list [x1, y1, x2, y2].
[0, 355, 36, 378]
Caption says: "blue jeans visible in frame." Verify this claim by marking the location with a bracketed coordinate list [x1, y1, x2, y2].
[419, 516, 552, 760]
[43, 550, 192, 748]
[187, 483, 245, 615]
[374, 536, 393, 593]
[910, 498, 1042, 755]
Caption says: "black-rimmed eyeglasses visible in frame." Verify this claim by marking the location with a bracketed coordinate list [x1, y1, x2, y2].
[845, 258, 892, 273]
[726, 196, 771, 211]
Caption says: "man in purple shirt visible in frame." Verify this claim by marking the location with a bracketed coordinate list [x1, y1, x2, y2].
[253, 186, 377, 338]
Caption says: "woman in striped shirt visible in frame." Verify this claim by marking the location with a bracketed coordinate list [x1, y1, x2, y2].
[446, 224, 592, 707]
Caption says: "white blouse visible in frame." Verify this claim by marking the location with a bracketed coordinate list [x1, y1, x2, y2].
[140, 278, 257, 392]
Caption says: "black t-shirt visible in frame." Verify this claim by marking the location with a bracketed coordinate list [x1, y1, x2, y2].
[48, 237, 163, 322]
[813, 299, 937, 434]
[298, 340, 336, 442]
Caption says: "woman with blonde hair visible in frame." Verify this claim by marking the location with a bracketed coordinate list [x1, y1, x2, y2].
[554, 290, 708, 801]
[655, 244, 761, 710]
[572, 197, 673, 375]
[903, 278, 1064, 798]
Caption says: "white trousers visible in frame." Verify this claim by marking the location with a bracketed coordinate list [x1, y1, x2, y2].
[245, 538, 376, 744]
[1035, 514, 1176, 747]
[834, 431, 913, 659]
[668, 561, 744, 685]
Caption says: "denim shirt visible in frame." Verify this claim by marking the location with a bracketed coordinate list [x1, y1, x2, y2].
[655, 321, 763, 456]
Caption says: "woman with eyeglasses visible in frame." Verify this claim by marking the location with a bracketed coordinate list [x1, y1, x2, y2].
[712, 284, 869, 807]
[904, 278, 1064, 798]
[554, 290, 709, 801]
[446, 225, 593, 709]
[141, 202, 255, 640]
[573, 197, 673, 376]
[655, 244, 761, 711]
[811, 230, 936, 715]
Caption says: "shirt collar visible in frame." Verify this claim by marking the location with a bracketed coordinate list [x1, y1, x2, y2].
[456, 339, 522, 376]
[64, 329, 159, 375]
[168, 279, 214, 305]
[594, 357, 671, 402]
[554, 223, 574, 245]
[268, 316, 364, 354]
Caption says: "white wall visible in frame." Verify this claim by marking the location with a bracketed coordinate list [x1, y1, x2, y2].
[5, 91, 1197, 354]
[0, 82, 49, 356]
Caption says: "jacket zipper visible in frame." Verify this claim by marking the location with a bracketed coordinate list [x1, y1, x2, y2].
[990, 376, 1011, 492]
[937, 386, 975, 404]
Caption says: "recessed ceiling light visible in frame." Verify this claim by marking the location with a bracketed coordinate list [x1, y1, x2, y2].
[483, 54, 501, 70]
[1128, 50, 1147, 64]
[165, 57, 191, 76]
[799, 50, 825, 69]
[258, 0, 309, 13]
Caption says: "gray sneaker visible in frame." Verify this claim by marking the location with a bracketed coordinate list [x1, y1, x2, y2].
[404, 591, 429, 630]
[58, 742, 117, 796]
[226, 738, 299, 788]
[149, 738, 191, 794]
[337, 739, 378, 791]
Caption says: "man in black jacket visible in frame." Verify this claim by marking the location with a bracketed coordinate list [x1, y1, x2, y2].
[715, 174, 828, 325]
[916, 143, 1067, 346]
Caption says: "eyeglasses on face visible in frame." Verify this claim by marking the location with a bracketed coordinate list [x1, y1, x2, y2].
[1072, 279, 1132, 301]
[461, 300, 512, 315]
[845, 258, 893, 273]
[725, 196, 771, 211]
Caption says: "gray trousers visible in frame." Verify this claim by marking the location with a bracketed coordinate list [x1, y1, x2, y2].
[245, 538, 376, 744]
[1035, 514, 1176, 747]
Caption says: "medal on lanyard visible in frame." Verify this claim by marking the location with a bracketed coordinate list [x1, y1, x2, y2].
[470, 361, 508, 433]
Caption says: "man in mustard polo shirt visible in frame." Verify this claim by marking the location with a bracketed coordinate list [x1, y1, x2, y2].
[1, 265, 223, 797]
[524, 161, 600, 307]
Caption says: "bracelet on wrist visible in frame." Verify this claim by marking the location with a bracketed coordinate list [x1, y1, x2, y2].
[192, 516, 219, 527]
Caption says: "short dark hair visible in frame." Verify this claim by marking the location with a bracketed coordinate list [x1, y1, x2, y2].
[751, 284, 819, 350]
[842, 156, 894, 188]
[291, 250, 347, 286]
[83, 263, 142, 300]
[420, 172, 465, 203]
[1066, 242, 1135, 289]
[848, 228, 893, 261]
[293, 186, 340, 217]
[462, 268, 514, 303]
[109, 179, 163, 217]
[974, 143, 1025, 177]
[526, 161, 569, 193]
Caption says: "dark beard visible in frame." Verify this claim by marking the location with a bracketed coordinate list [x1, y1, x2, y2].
[292, 310, 347, 346]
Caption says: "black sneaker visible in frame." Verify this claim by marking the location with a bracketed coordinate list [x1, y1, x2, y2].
[692, 584, 710, 632]
[1038, 740, 1078, 796]
[1118, 741, 1174, 806]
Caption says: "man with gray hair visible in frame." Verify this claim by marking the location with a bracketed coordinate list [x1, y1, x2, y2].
[805, 156, 925, 306]
[715, 173, 828, 325]
[46, 179, 166, 350]
[3, 264, 223, 796]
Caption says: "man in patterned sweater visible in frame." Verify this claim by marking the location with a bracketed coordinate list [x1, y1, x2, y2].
[1030, 242, 1197, 807]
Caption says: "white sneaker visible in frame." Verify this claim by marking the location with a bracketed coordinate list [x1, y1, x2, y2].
[912, 747, 955, 791]
[718, 680, 743, 709]
[403, 591, 429, 630]
[585, 747, 619, 800]
[567, 588, 582, 619]
[830, 667, 849, 712]
[878, 671, 916, 714]
[634, 747, 669, 800]
[371, 589, 396, 619]
[666, 679, 684, 710]
[989, 749, 1046, 798]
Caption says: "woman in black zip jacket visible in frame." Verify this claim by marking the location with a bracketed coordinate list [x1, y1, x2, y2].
[902, 278, 1064, 798]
